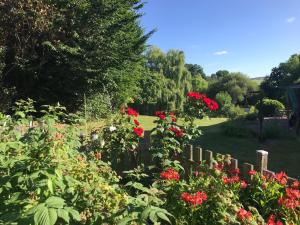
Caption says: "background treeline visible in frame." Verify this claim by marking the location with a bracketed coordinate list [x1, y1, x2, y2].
[0, 0, 299, 119]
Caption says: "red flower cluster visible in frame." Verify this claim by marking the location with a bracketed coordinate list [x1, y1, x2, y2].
[155, 111, 177, 122]
[274, 172, 288, 185]
[237, 208, 252, 221]
[133, 127, 144, 137]
[278, 187, 300, 209]
[169, 127, 184, 137]
[223, 176, 240, 184]
[187, 91, 203, 100]
[202, 95, 219, 111]
[248, 170, 257, 176]
[181, 191, 207, 206]
[160, 168, 180, 181]
[127, 107, 139, 117]
[292, 181, 299, 189]
[186, 91, 219, 111]
[133, 119, 140, 126]
[214, 162, 224, 171]
[169, 112, 177, 122]
[267, 215, 283, 225]
[155, 111, 166, 120]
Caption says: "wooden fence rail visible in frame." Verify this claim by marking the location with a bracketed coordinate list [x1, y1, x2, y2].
[137, 131, 298, 182]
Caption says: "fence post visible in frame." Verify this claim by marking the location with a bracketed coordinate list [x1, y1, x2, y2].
[230, 158, 238, 171]
[256, 150, 268, 173]
[139, 131, 151, 166]
[204, 150, 213, 168]
[193, 147, 202, 163]
[184, 144, 193, 177]
[243, 163, 254, 181]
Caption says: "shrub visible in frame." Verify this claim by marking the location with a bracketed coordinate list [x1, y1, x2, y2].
[81, 92, 112, 121]
[227, 105, 246, 119]
[256, 98, 285, 117]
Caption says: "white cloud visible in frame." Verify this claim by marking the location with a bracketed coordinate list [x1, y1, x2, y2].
[213, 50, 228, 56]
[286, 17, 296, 23]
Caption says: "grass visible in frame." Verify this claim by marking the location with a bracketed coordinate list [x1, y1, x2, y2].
[87, 115, 300, 178]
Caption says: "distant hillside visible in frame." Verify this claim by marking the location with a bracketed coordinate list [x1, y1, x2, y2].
[251, 76, 265, 85]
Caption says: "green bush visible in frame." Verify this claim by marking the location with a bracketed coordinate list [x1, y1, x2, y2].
[256, 98, 285, 117]
[82, 93, 112, 121]
[227, 105, 246, 119]
[245, 106, 258, 121]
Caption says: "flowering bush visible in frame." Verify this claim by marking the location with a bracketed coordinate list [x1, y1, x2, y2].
[97, 107, 144, 171]
[153, 152, 299, 225]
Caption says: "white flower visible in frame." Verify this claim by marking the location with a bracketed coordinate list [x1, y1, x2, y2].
[109, 125, 117, 132]
[100, 140, 105, 148]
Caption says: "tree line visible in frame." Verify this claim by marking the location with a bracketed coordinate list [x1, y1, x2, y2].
[0, 0, 299, 118]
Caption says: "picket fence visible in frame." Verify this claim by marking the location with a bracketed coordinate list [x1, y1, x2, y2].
[138, 131, 298, 182]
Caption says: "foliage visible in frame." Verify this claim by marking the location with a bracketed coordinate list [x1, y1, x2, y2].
[81, 92, 112, 121]
[261, 54, 300, 102]
[208, 72, 258, 104]
[0, 0, 152, 111]
[154, 156, 300, 225]
[256, 98, 285, 117]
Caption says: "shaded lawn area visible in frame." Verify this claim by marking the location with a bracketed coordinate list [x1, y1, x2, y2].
[88, 116, 300, 178]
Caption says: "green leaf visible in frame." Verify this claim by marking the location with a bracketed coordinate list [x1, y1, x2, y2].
[57, 208, 69, 223]
[117, 217, 135, 225]
[157, 212, 171, 224]
[65, 207, 80, 221]
[34, 205, 50, 225]
[45, 196, 65, 209]
[141, 206, 151, 220]
[48, 208, 57, 225]
[47, 179, 54, 195]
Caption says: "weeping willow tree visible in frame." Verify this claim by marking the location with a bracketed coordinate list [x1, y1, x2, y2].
[134, 46, 207, 114]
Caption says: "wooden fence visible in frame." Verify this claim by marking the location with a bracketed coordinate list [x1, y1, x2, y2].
[138, 131, 298, 182]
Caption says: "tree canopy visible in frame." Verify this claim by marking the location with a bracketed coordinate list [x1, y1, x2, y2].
[0, 0, 153, 111]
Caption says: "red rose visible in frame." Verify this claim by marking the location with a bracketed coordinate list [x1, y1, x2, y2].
[133, 127, 144, 137]
[134, 119, 140, 126]
[127, 107, 139, 117]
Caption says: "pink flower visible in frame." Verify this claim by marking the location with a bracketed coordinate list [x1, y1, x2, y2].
[237, 208, 252, 221]
[248, 170, 256, 176]
[240, 180, 248, 189]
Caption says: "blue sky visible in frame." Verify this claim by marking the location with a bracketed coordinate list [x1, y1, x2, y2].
[140, 0, 300, 77]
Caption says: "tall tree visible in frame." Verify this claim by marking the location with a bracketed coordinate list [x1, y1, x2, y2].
[0, 0, 153, 110]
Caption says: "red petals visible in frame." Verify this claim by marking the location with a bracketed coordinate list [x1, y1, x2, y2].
[274, 172, 288, 185]
[127, 107, 138, 117]
[186, 91, 219, 111]
[181, 191, 207, 206]
[160, 168, 180, 181]
[248, 170, 257, 176]
[237, 208, 252, 221]
[133, 127, 144, 137]
[267, 215, 283, 225]
[240, 180, 248, 189]
[133, 119, 140, 126]
[169, 127, 184, 137]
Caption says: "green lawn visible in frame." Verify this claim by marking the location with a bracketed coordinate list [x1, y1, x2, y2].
[138, 116, 300, 179]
